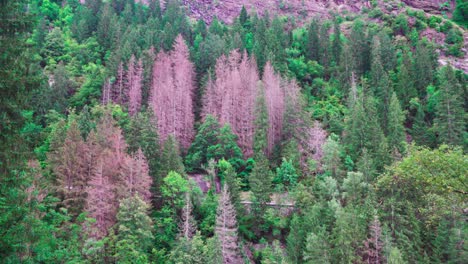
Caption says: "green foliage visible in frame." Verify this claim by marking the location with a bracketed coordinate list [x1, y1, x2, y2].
[452, 0, 468, 27]
[377, 145, 467, 262]
[186, 115, 243, 172]
[113, 195, 154, 263]
[2, 0, 467, 262]
[434, 66, 465, 147]
[274, 158, 299, 190]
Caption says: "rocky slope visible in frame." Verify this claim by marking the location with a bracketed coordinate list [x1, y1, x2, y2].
[173, 0, 456, 24]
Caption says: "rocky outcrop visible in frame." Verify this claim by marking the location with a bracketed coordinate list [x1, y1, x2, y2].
[180, 0, 372, 24]
[402, 0, 455, 14]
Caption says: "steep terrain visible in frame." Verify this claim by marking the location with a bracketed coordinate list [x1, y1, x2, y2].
[175, 0, 456, 23]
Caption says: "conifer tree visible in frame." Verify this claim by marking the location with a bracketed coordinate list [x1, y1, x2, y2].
[121, 149, 152, 203]
[387, 93, 406, 155]
[434, 66, 465, 146]
[345, 88, 388, 170]
[350, 19, 370, 76]
[126, 109, 160, 177]
[263, 62, 285, 156]
[395, 51, 416, 109]
[86, 160, 116, 239]
[239, 5, 249, 27]
[413, 42, 434, 95]
[113, 195, 154, 263]
[185, 115, 221, 170]
[411, 103, 434, 147]
[363, 216, 384, 264]
[126, 55, 143, 116]
[53, 120, 89, 217]
[332, 18, 342, 65]
[306, 18, 320, 62]
[303, 227, 332, 264]
[215, 184, 242, 264]
[218, 159, 242, 216]
[159, 135, 185, 179]
[150, 34, 195, 150]
[202, 50, 258, 156]
[179, 192, 196, 240]
[254, 83, 269, 157]
[322, 135, 344, 179]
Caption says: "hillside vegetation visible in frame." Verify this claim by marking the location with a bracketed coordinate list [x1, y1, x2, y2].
[0, 0, 466, 263]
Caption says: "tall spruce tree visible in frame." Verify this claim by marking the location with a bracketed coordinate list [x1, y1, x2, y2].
[113, 195, 154, 263]
[332, 18, 342, 66]
[345, 87, 388, 170]
[387, 93, 407, 155]
[434, 66, 465, 146]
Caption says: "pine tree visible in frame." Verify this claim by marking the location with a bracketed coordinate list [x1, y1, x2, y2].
[370, 35, 393, 133]
[318, 21, 331, 68]
[126, 109, 160, 177]
[387, 93, 406, 155]
[215, 184, 242, 264]
[434, 66, 465, 146]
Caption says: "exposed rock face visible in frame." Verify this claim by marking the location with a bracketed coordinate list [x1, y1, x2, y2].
[176, 0, 456, 24]
[180, 0, 372, 24]
[402, 0, 455, 14]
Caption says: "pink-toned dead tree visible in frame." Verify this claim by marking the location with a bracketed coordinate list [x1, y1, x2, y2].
[150, 34, 195, 150]
[85, 160, 116, 239]
[112, 62, 127, 105]
[102, 78, 111, 105]
[202, 50, 258, 156]
[215, 184, 242, 263]
[363, 216, 384, 264]
[263, 62, 285, 156]
[120, 148, 152, 203]
[51, 120, 89, 217]
[282, 80, 327, 170]
[126, 55, 143, 116]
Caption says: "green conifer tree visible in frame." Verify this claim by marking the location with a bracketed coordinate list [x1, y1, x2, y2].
[113, 195, 154, 263]
[387, 93, 407, 155]
[434, 66, 465, 146]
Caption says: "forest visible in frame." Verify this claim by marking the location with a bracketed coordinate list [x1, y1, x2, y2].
[0, 0, 466, 263]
